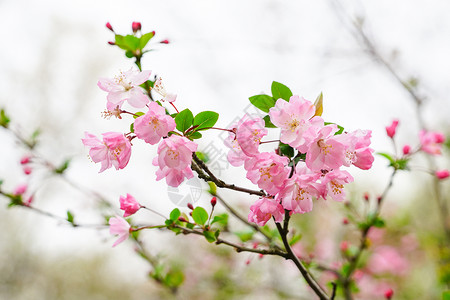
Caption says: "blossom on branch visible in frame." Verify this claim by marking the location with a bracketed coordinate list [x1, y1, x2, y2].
[82, 132, 132, 172]
[98, 68, 151, 110]
[419, 130, 445, 155]
[134, 101, 176, 145]
[248, 197, 284, 226]
[119, 194, 141, 217]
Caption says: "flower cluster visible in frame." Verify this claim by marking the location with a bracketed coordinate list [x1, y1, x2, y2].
[224, 95, 374, 226]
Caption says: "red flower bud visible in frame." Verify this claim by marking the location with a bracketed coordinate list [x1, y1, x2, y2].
[211, 197, 217, 207]
[132, 22, 141, 33]
[107, 41, 115, 45]
[436, 169, 450, 180]
[160, 39, 170, 44]
[342, 218, 349, 225]
[402, 145, 411, 155]
[106, 22, 114, 32]
[384, 288, 394, 299]
[187, 203, 194, 210]
[23, 166, 32, 175]
[385, 119, 399, 139]
[363, 192, 370, 201]
[20, 156, 30, 165]
[178, 216, 188, 222]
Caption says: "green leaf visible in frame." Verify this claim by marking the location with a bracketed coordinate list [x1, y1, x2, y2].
[164, 270, 184, 288]
[279, 143, 295, 158]
[193, 111, 219, 131]
[0, 109, 10, 128]
[188, 131, 202, 140]
[195, 151, 209, 163]
[271, 81, 293, 101]
[443, 291, 450, 300]
[211, 213, 228, 227]
[54, 159, 70, 174]
[67, 211, 75, 225]
[130, 123, 134, 133]
[208, 182, 217, 196]
[235, 231, 254, 242]
[192, 207, 208, 226]
[372, 216, 385, 228]
[125, 50, 134, 58]
[139, 31, 155, 49]
[169, 208, 181, 221]
[289, 234, 302, 246]
[115, 34, 140, 52]
[249, 94, 276, 113]
[133, 112, 145, 119]
[263, 115, 277, 128]
[186, 223, 195, 230]
[377, 152, 396, 165]
[175, 109, 194, 132]
[203, 230, 217, 243]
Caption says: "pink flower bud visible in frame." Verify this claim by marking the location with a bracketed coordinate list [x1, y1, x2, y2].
[402, 145, 411, 155]
[363, 192, 370, 201]
[105, 22, 114, 32]
[119, 194, 141, 217]
[178, 216, 188, 222]
[13, 184, 27, 196]
[23, 166, 32, 175]
[187, 203, 194, 210]
[160, 39, 170, 44]
[342, 218, 349, 225]
[384, 288, 394, 299]
[108, 41, 115, 45]
[20, 156, 30, 164]
[211, 196, 217, 207]
[24, 195, 34, 207]
[132, 22, 141, 33]
[436, 170, 450, 180]
[151, 30, 155, 36]
[340, 241, 348, 252]
[385, 119, 399, 139]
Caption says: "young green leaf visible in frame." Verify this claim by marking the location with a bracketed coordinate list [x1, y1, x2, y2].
[263, 115, 277, 128]
[169, 208, 181, 221]
[249, 94, 276, 113]
[192, 207, 208, 226]
[175, 109, 194, 132]
[193, 111, 219, 131]
[139, 31, 155, 50]
[0, 109, 10, 128]
[271, 81, 293, 101]
[67, 210, 75, 225]
[203, 230, 217, 243]
[187, 131, 202, 140]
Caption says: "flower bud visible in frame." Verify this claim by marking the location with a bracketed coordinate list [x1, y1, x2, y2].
[342, 218, 349, 225]
[385, 119, 399, 139]
[402, 145, 411, 155]
[108, 41, 115, 45]
[106, 22, 114, 32]
[436, 169, 450, 180]
[160, 39, 170, 44]
[211, 196, 217, 207]
[132, 22, 141, 33]
[178, 216, 188, 222]
[340, 241, 348, 252]
[23, 166, 32, 175]
[187, 203, 194, 210]
[384, 288, 394, 299]
[20, 156, 30, 165]
[363, 192, 370, 201]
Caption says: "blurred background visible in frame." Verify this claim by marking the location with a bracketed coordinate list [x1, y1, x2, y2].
[0, 0, 449, 299]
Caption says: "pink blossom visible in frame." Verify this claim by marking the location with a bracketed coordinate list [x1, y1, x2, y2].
[224, 132, 248, 167]
[153, 135, 198, 187]
[305, 124, 346, 171]
[152, 77, 177, 102]
[132, 21, 141, 32]
[436, 169, 450, 180]
[119, 194, 141, 217]
[82, 132, 132, 173]
[235, 115, 267, 157]
[244, 152, 290, 195]
[23, 166, 32, 175]
[98, 69, 151, 110]
[248, 197, 284, 226]
[109, 216, 131, 247]
[367, 246, 409, 275]
[319, 169, 354, 201]
[336, 130, 374, 170]
[134, 102, 176, 145]
[385, 119, 399, 138]
[268, 96, 324, 150]
[20, 156, 30, 164]
[278, 162, 321, 214]
[419, 130, 445, 155]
